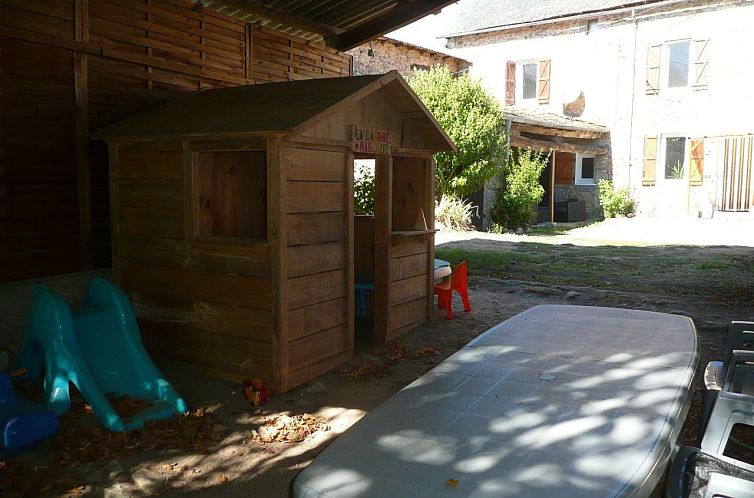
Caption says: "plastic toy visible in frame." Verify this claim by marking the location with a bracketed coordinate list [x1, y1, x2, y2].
[15, 278, 187, 431]
[242, 378, 270, 406]
[0, 371, 59, 451]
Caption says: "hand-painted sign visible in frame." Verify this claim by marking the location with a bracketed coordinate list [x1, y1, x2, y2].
[353, 126, 391, 155]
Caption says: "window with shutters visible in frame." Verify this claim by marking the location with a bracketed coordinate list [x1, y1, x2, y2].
[646, 39, 709, 94]
[515, 60, 550, 104]
[662, 136, 687, 180]
[667, 40, 690, 87]
[519, 61, 537, 100]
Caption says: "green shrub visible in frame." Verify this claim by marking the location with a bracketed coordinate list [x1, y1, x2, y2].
[490, 148, 548, 229]
[354, 162, 375, 215]
[598, 179, 635, 218]
[409, 67, 506, 198]
[435, 195, 475, 231]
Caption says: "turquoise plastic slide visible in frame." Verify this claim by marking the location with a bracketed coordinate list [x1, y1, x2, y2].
[15, 278, 187, 431]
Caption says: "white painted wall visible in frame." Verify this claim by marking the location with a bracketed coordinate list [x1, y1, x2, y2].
[450, 3, 754, 218]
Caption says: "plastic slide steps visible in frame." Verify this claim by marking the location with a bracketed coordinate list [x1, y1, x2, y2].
[15, 278, 188, 431]
[0, 372, 60, 452]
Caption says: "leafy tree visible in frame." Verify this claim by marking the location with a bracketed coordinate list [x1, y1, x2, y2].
[490, 148, 549, 229]
[353, 162, 375, 215]
[409, 67, 506, 198]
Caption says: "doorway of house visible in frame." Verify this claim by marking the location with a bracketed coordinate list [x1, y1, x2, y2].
[353, 156, 376, 345]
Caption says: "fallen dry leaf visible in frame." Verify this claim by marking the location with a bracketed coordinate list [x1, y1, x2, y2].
[250, 413, 329, 444]
[445, 478, 460, 488]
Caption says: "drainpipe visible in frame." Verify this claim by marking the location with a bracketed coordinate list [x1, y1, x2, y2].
[627, 9, 638, 189]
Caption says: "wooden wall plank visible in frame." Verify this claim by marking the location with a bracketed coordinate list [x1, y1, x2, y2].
[288, 325, 349, 371]
[286, 181, 345, 213]
[287, 269, 346, 311]
[390, 253, 428, 282]
[286, 212, 345, 246]
[287, 297, 346, 342]
[389, 297, 427, 332]
[390, 274, 428, 307]
[120, 261, 273, 310]
[287, 242, 345, 278]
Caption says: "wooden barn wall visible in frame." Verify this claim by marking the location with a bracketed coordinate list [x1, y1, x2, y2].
[112, 141, 275, 382]
[283, 144, 353, 390]
[0, 0, 351, 283]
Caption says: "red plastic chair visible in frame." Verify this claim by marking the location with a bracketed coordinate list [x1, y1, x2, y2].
[434, 261, 471, 319]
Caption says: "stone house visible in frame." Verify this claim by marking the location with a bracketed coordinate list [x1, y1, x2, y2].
[349, 36, 471, 79]
[444, 0, 754, 219]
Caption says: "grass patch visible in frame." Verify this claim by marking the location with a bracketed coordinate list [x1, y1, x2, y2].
[435, 244, 754, 305]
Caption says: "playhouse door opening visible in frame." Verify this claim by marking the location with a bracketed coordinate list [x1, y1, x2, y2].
[353, 156, 376, 345]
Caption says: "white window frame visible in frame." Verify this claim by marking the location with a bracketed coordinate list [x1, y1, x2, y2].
[659, 134, 688, 181]
[663, 39, 692, 90]
[516, 60, 538, 102]
[575, 154, 596, 185]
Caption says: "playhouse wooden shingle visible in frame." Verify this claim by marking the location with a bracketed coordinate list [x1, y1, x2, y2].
[95, 71, 455, 152]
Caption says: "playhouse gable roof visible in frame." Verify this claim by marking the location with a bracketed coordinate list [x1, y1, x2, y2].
[94, 71, 455, 152]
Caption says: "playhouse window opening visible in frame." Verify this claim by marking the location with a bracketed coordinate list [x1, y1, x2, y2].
[193, 150, 267, 240]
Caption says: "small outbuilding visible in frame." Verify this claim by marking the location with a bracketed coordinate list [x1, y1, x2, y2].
[94, 71, 455, 392]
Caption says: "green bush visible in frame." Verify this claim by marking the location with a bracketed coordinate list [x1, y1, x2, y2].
[490, 148, 548, 229]
[598, 179, 635, 218]
[409, 67, 506, 198]
[354, 162, 375, 215]
[435, 195, 475, 231]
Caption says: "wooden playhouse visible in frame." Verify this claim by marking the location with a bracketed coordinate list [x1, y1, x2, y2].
[94, 71, 455, 392]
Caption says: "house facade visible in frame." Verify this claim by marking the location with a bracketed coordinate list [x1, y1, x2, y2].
[445, 0, 754, 218]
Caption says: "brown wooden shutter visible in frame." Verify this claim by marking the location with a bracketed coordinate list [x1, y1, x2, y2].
[646, 44, 661, 95]
[505, 60, 516, 105]
[693, 39, 710, 90]
[689, 139, 704, 185]
[538, 59, 551, 104]
[642, 136, 657, 186]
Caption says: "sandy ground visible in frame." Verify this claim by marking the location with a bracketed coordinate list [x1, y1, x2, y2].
[3, 218, 754, 497]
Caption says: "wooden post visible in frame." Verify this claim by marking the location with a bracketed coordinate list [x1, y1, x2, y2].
[74, 0, 91, 268]
[549, 153, 555, 223]
[268, 140, 288, 391]
[373, 153, 392, 342]
[108, 144, 120, 283]
[346, 151, 355, 352]
[425, 158, 435, 317]
[245, 23, 254, 81]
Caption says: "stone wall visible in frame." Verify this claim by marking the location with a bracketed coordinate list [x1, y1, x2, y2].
[349, 37, 471, 78]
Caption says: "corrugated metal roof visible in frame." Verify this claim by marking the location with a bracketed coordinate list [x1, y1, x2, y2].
[444, 0, 665, 37]
[188, 0, 459, 50]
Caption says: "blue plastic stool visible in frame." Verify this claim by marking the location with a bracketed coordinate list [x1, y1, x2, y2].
[354, 283, 375, 318]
